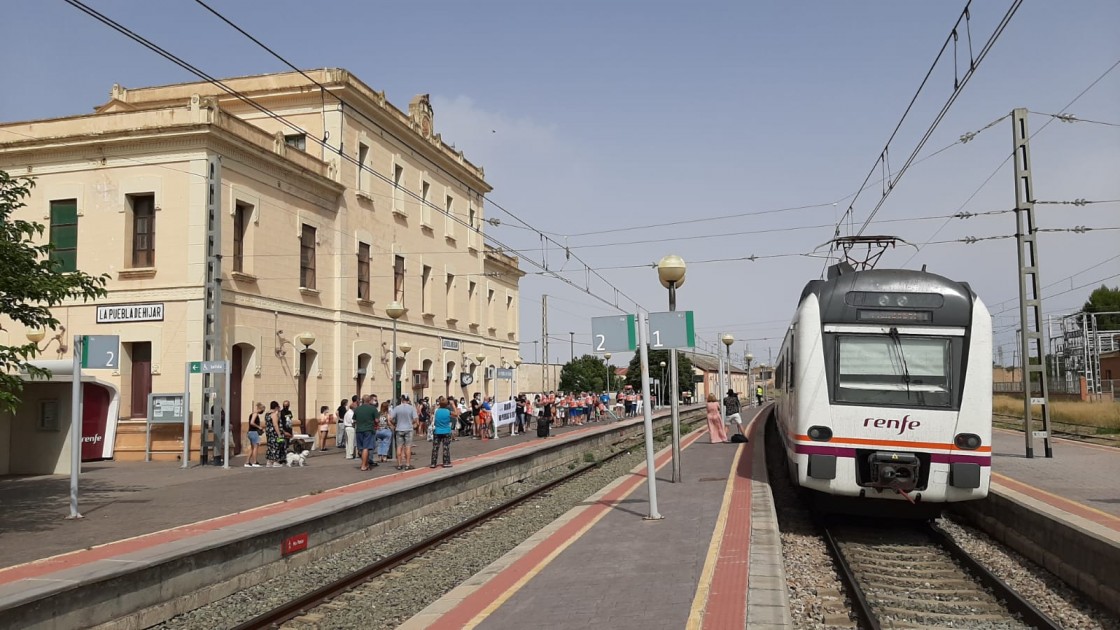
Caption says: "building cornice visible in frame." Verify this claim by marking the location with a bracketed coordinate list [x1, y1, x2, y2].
[0, 104, 345, 202]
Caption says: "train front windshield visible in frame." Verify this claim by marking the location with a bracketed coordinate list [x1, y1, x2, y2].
[834, 335, 953, 408]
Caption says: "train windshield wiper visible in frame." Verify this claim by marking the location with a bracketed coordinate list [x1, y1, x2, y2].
[888, 327, 913, 398]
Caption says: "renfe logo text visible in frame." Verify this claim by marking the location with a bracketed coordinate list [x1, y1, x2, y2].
[864, 415, 920, 435]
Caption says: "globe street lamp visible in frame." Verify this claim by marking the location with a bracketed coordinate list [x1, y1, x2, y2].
[386, 301, 406, 404]
[657, 254, 686, 483]
[745, 352, 755, 407]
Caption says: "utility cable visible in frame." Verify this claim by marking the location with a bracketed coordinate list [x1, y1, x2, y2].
[65, 0, 649, 316]
[851, 0, 1023, 237]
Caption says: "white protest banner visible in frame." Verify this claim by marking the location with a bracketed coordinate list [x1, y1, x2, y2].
[492, 400, 517, 429]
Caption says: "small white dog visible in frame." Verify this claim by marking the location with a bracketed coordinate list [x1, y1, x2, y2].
[285, 451, 308, 467]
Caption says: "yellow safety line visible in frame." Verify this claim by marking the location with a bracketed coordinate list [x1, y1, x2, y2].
[462, 428, 706, 629]
[992, 472, 1120, 522]
[685, 444, 745, 630]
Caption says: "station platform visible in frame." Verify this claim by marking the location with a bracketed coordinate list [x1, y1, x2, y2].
[0, 410, 677, 571]
[990, 427, 1120, 528]
[403, 407, 789, 630]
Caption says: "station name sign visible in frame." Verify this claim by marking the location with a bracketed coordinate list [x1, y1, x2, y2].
[96, 303, 165, 324]
[441, 338, 460, 351]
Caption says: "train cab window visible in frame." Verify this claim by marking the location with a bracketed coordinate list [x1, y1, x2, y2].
[834, 335, 951, 408]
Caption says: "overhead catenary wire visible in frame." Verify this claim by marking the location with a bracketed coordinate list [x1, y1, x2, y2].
[186, 0, 657, 317]
[903, 55, 1120, 268]
[850, 0, 1024, 238]
[63, 0, 651, 317]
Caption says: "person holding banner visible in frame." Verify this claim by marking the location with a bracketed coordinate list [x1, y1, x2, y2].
[430, 397, 455, 468]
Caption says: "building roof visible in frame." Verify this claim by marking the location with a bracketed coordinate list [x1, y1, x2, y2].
[682, 352, 747, 374]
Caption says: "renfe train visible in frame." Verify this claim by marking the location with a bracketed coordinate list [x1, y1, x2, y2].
[774, 263, 992, 516]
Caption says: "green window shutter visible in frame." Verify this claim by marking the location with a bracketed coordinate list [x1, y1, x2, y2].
[50, 199, 79, 272]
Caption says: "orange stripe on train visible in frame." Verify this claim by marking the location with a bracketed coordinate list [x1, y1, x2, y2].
[793, 434, 992, 452]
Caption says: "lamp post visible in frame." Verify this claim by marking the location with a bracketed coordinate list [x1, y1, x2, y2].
[657, 254, 686, 482]
[604, 352, 612, 394]
[386, 301, 406, 404]
[659, 360, 667, 407]
[400, 341, 412, 400]
[476, 352, 486, 398]
[513, 356, 522, 402]
[296, 332, 316, 433]
[721, 334, 734, 421]
[745, 352, 754, 407]
[569, 332, 575, 363]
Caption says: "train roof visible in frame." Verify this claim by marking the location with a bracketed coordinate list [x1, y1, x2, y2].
[799, 265, 976, 325]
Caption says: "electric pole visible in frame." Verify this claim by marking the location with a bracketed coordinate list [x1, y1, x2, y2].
[541, 294, 548, 391]
[202, 155, 226, 465]
[1012, 107, 1053, 458]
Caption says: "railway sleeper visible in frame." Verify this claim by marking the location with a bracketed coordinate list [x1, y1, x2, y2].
[869, 592, 1005, 611]
[869, 578, 1003, 591]
[878, 607, 1023, 625]
[846, 556, 953, 569]
[849, 564, 961, 578]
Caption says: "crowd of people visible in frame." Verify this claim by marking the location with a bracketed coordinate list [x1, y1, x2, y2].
[241, 385, 767, 468]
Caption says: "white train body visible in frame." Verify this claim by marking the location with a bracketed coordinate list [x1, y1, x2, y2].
[775, 266, 992, 511]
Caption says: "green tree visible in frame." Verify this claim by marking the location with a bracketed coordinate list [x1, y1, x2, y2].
[0, 171, 108, 413]
[623, 348, 695, 404]
[1082, 285, 1120, 330]
[559, 354, 611, 392]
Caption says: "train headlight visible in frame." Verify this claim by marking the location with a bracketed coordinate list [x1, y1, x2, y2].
[878, 295, 891, 306]
[954, 433, 982, 450]
[896, 295, 909, 306]
[807, 426, 832, 442]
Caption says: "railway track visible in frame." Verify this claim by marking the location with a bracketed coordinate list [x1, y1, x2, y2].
[229, 437, 643, 630]
[821, 518, 1062, 630]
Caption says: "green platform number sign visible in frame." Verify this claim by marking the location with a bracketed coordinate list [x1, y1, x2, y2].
[81, 335, 120, 370]
[591, 315, 637, 353]
[647, 311, 696, 349]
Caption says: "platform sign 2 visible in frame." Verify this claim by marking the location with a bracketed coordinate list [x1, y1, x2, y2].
[647, 311, 696, 349]
[81, 335, 120, 369]
[591, 315, 637, 353]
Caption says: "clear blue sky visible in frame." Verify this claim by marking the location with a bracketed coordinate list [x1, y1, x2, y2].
[2, 1, 1118, 369]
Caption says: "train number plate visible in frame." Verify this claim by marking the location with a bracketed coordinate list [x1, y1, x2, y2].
[282, 532, 309, 555]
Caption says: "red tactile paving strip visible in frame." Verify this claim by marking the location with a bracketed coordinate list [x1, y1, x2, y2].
[429, 429, 708, 630]
[0, 424, 611, 586]
[702, 424, 756, 630]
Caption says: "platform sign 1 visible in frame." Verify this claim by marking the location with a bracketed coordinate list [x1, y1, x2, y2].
[647, 311, 696, 349]
[495, 368, 514, 380]
[591, 315, 637, 353]
[81, 335, 120, 369]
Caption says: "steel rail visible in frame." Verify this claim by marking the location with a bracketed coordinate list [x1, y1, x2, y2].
[819, 521, 881, 630]
[821, 518, 1063, 630]
[927, 522, 1062, 630]
[229, 429, 666, 630]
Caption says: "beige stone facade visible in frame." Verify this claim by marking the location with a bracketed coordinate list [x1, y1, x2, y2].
[0, 69, 522, 468]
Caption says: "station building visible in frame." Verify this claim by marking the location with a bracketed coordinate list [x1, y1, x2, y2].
[0, 69, 522, 472]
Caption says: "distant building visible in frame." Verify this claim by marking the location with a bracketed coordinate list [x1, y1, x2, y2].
[0, 69, 522, 471]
